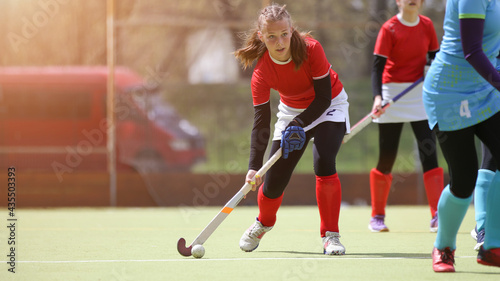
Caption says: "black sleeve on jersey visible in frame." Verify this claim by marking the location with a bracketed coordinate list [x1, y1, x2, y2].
[371, 55, 387, 98]
[427, 50, 438, 64]
[460, 18, 500, 92]
[293, 74, 332, 128]
[249, 102, 271, 171]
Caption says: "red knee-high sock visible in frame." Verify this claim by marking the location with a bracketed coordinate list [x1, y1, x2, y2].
[423, 167, 444, 217]
[257, 185, 283, 227]
[316, 173, 342, 237]
[370, 168, 392, 217]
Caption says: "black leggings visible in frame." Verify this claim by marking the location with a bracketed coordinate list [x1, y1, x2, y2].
[435, 111, 500, 198]
[262, 121, 346, 199]
[376, 120, 439, 174]
[480, 142, 497, 171]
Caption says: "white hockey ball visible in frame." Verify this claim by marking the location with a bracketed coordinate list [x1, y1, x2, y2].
[191, 245, 205, 259]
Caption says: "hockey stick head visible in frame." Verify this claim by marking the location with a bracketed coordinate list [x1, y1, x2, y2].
[177, 238, 192, 256]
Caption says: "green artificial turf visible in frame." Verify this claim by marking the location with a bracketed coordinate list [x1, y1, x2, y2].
[1, 206, 499, 281]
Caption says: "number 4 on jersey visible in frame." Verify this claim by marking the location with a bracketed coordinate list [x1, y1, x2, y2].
[460, 99, 472, 118]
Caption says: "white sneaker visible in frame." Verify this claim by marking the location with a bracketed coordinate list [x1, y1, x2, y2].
[322, 231, 345, 255]
[471, 226, 485, 251]
[239, 219, 273, 252]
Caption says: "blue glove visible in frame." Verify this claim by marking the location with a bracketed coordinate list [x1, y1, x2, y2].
[281, 124, 306, 159]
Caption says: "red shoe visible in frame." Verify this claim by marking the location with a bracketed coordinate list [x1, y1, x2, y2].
[432, 247, 455, 272]
[477, 246, 500, 267]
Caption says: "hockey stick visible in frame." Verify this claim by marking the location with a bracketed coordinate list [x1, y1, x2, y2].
[177, 147, 283, 257]
[342, 76, 424, 144]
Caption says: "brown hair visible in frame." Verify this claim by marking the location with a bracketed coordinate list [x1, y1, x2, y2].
[234, 4, 311, 70]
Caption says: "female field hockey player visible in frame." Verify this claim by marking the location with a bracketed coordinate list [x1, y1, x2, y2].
[233, 4, 350, 255]
[422, 0, 500, 272]
[368, 0, 442, 233]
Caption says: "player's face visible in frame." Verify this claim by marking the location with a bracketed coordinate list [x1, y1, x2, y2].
[397, 0, 422, 12]
[259, 19, 292, 62]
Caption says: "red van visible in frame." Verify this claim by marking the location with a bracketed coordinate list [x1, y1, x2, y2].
[0, 66, 205, 178]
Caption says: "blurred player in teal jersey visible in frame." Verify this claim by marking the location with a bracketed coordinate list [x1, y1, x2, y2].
[423, 0, 500, 272]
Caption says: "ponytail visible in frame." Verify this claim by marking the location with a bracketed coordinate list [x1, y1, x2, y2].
[234, 29, 267, 70]
[290, 30, 311, 70]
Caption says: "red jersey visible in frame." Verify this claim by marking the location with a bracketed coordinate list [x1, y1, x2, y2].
[374, 15, 439, 84]
[251, 37, 343, 109]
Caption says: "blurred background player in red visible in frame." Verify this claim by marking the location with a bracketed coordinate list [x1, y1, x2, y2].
[234, 4, 350, 255]
[368, 0, 443, 232]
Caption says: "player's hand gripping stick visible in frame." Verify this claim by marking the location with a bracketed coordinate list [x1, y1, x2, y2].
[342, 76, 424, 144]
[177, 148, 282, 257]
[281, 120, 306, 159]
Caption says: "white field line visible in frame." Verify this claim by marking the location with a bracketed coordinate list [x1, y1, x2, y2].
[11, 256, 477, 264]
